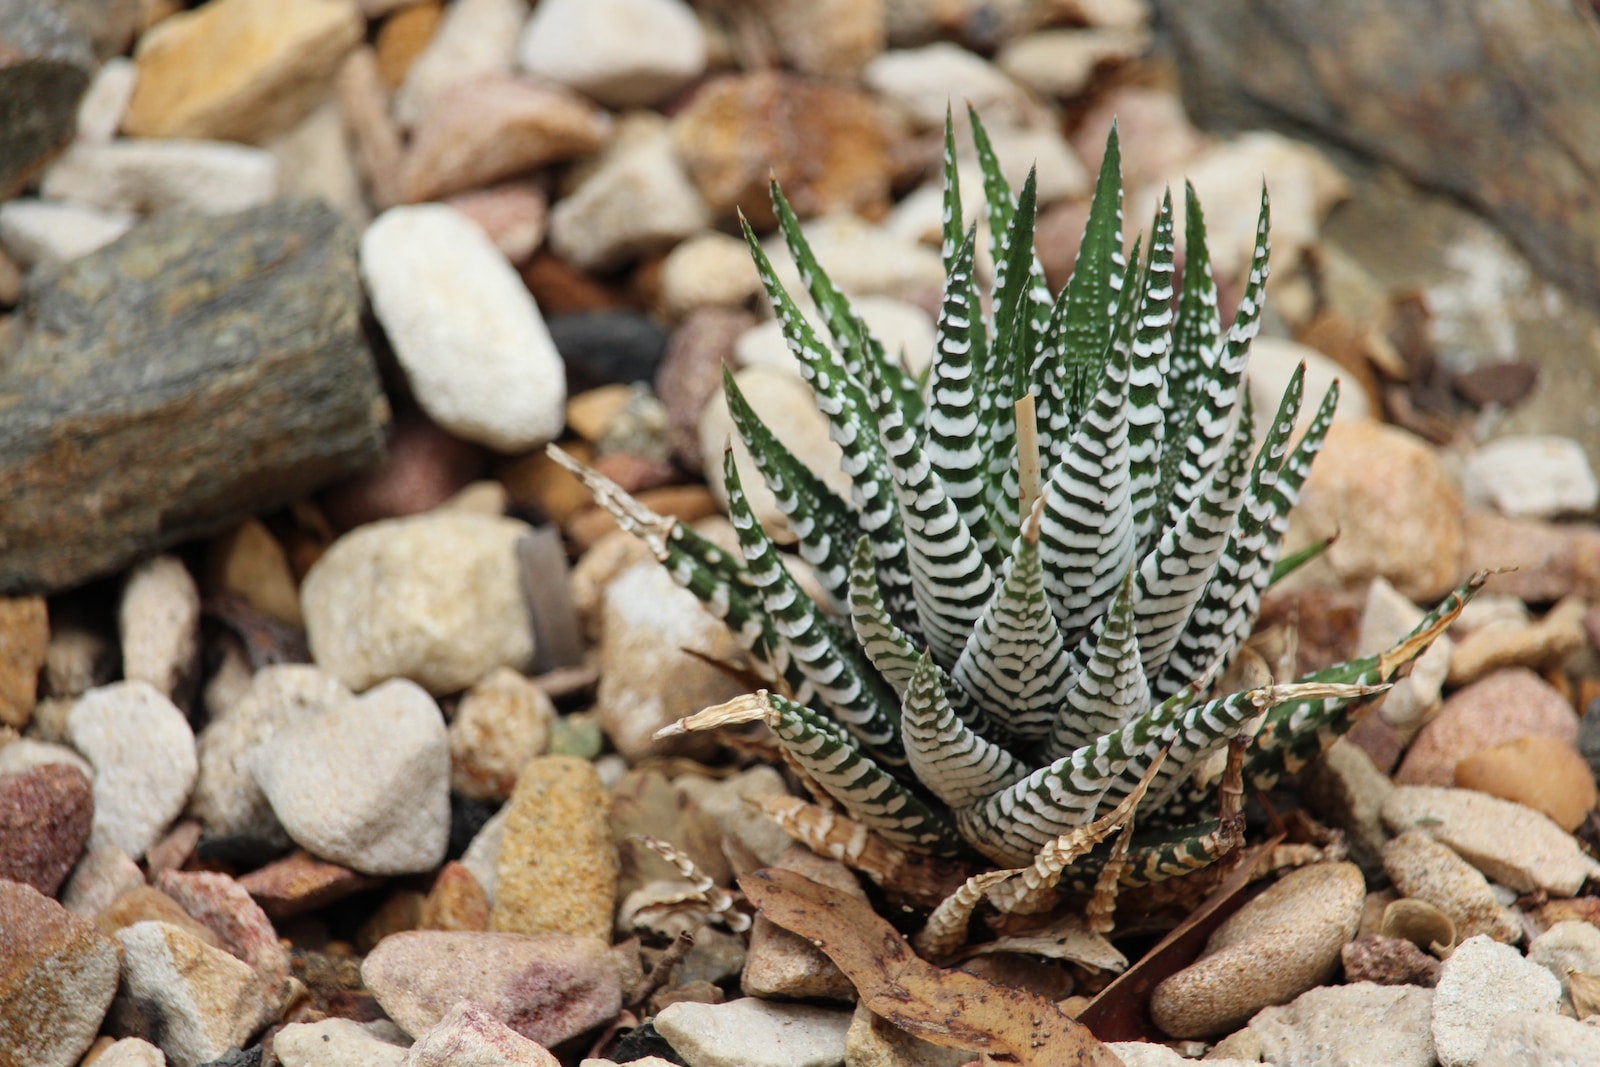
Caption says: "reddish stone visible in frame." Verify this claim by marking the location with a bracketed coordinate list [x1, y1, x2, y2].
[1395, 667, 1578, 786]
[654, 308, 751, 473]
[157, 869, 291, 998]
[237, 850, 382, 919]
[0, 764, 92, 896]
[419, 862, 491, 933]
[520, 253, 630, 316]
[142, 818, 201, 881]
[0, 880, 121, 1067]
[319, 408, 485, 531]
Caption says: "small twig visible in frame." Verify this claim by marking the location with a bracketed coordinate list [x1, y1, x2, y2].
[628, 930, 696, 1010]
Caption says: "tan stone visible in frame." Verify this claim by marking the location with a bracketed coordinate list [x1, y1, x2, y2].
[1447, 596, 1587, 687]
[1455, 735, 1597, 832]
[0, 595, 48, 728]
[375, 0, 443, 88]
[448, 667, 556, 800]
[125, 0, 364, 144]
[1382, 830, 1521, 943]
[1395, 668, 1577, 787]
[742, 847, 861, 1001]
[493, 756, 617, 941]
[566, 385, 639, 444]
[206, 519, 303, 627]
[420, 860, 492, 932]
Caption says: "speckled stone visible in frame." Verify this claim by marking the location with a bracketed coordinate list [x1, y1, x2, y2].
[448, 667, 555, 801]
[402, 1000, 561, 1065]
[1150, 862, 1366, 1038]
[0, 881, 120, 1067]
[274, 1017, 406, 1066]
[1395, 668, 1578, 787]
[1432, 935, 1562, 1067]
[1249, 982, 1435, 1067]
[1382, 830, 1521, 943]
[67, 681, 198, 860]
[60, 844, 143, 917]
[0, 763, 93, 895]
[109, 921, 268, 1066]
[492, 757, 616, 941]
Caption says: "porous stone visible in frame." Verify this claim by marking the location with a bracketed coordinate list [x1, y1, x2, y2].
[1396, 668, 1577, 787]
[155, 870, 292, 1009]
[97, 886, 223, 949]
[110, 921, 265, 1067]
[1383, 785, 1600, 896]
[123, 0, 363, 143]
[1382, 830, 1521, 944]
[401, 1001, 560, 1066]
[42, 140, 279, 216]
[0, 880, 120, 1067]
[0, 594, 48, 728]
[492, 756, 616, 941]
[593, 562, 751, 763]
[361, 930, 620, 1046]
[419, 861, 491, 933]
[448, 667, 554, 801]
[460, 805, 509, 907]
[1455, 735, 1597, 832]
[1341, 934, 1443, 988]
[1249, 982, 1435, 1067]
[1150, 862, 1365, 1038]
[1527, 920, 1600, 1011]
[92, 1038, 168, 1067]
[1299, 739, 1393, 875]
[393, 0, 525, 128]
[119, 555, 200, 706]
[67, 682, 197, 860]
[0, 736, 91, 780]
[1477, 1011, 1600, 1066]
[0, 0, 94, 199]
[1463, 435, 1599, 518]
[1431, 935, 1561, 1067]
[672, 765, 794, 866]
[0, 198, 135, 268]
[250, 679, 450, 876]
[273, 1018, 406, 1067]
[548, 129, 710, 272]
[653, 998, 853, 1067]
[301, 511, 537, 695]
[517, 0, 702, 108]
[747, 0, 884, 80]
[0, 763, 93, 896]
[361, 203, 566, 451]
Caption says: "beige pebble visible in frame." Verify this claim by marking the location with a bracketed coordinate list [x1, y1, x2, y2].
[492, 756, 617, 941]
[1454, 735, 1597, 832]
[1382, 830, 1521, 943]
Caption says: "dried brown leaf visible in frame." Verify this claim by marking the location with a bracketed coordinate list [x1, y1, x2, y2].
[740, 868, 1125, 1066]
[1570, 970, 1600, 1020]
[960, 913, 1129, 974]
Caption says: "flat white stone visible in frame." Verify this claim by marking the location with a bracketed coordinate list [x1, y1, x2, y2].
[517, 0, 704, 108]
[547, 132, 710, 272]
[652, 998, 852, 1067]
[41, 139, 279, 215]
[0, 198, 135, 268]
[361, 204, 566, 451]
[275, 1018, 407, 1067]
[864, 42, 1035, 130]
[1250, 982, 1435, 1067]
[1463, 434, 1599, 517]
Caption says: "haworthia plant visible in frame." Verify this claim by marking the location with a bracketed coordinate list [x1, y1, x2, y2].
[559, 110, 1481, 888]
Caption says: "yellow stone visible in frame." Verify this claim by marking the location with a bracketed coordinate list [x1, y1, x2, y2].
[492, 756, 616, 942]
[125, 0, 364, 144]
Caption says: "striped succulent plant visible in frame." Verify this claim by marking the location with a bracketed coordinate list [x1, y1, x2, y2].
[558, 111, 1480, 894]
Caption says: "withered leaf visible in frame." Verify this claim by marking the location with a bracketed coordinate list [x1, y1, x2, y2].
[740, 868, 1124, 1067]
[1569, 970, 1600, 1020]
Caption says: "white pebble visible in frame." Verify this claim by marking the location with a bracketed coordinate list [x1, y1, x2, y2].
[41, 140, 279, 216]
[518, 0, 705, 108]
[67, 682, 197, 859]
[0, 199, 135, 268]
[1463, 435, 1599, 518]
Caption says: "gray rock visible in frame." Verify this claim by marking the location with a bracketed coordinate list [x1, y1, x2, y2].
[111, 921, 263, 1067]
[67, 681, 197, 859]
[119, 554, 200, 707]
[0, 880, 120, 1067]
[653, 998, 853, 1067]
[516, 0, 704, 109]
[301, 512, 537, 696]
[0, 0, 94, 199]
[274, 1018, 406, 1067]
[402, 1001, 559, 1065]
[1431, 935, 1562, 1067]
[0, 200, 388, 595]
[1249, 982, 1434, 1067]
[250, 678, 450, 876]
[0, 198, 135, 267]
[189, 664, 352, 847]
[41, 139, 279, 216]
[1477, 1012, 1600, 1067]
[360, 205, 566, 452]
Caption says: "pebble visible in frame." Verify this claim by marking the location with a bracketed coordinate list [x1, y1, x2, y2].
[250, 679, 450, 876]
[393, 0, 525, 128]
[361, 930, 621, 1046]
[755, 0, 883, 80]
[155, 870, 292, 1007]
[1477, 1011, 1600, 1066]
[447, 181, 548, 263]
[1149, 862, 1366, 1038]
[42, 617, 118, 704]
[118, 554, 200, 707]
[402, 1001, 561, 1066]
[0, 594, 48, 729]
[190, 665, 352, 847]
[375, 1, 443, 87]
[1300, 739, 1393, 875]
[67, 682, 197, 860]
[673, 765, 795, 866]
[518, 0, 704, 108]
[460, 805, 510, 907]
[274, 1018, 406, 1067]
[1382, 786, 1600, 896]
[110, 921, 265, 1067]
[742, 846, 862, 1001]
[399, 75, 610, 203]
[1248, 336, 1374, 438]
[1463, 435, 1599, 517]
[736, 296, 936, 380]
[98, 886, 224, 950]
[548, 130, 711, 272]
[1341, 934, 1444, 988]
[235, 849, 381, 919]
[92, 1038, 168, 1067]
[43, 139, 279, 217]
[759, 213, 946, 306]
[659, 232, 763, 319]
[654, 998, 854, 1067]
[1447, 596, 1588, 687]
[204, 519, 304, 628]
[1527, 920, 1600, 1012]
[449, 667, 555, 801]
[0, 881, 120, 1067]
[124, 0, 363, 143]
[1461, 512, 1600, 604]
[842, 1002, 974, 1067]
[1249, 982, 1436, 1067]
[671, 72, 891, 227]
[0, 736, 92, 780]
[1455, 735, 1597, 832]
[361, 204, 567, 451]
[301, 511, 537, 695]
[0, 2, 93, 200]
[492, 756, 616, 941]
[864, 42, 1036, 131]
[321, 409, 485, 531]
[0, 198, 136, 269]
[1431, 935, 1562, 1067]
[419, 861, 491, 932]
[60, 844, 144, 917]
[1395, 668, 1577, 787]
[996, 27, 1149, 100]
[1356, 578, 1451, 736]
[0, 763, 93, 896]
[548, 310, 672, 390]
[593, 562, 752, 763]
[1382, 830, 1521, 943]
[269, 101, 369, 225]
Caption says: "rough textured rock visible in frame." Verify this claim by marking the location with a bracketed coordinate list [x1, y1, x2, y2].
[492, 756, 616, 941]
[0, 595, 48, 728]
[0, 763, 93, 896]
[273, 1018, 407, 1067]
[748, 0, 884, 80]
[0, 201, 387, 595]
[92, 1038, 168, 1067]
[1249, 982, 1435, 1067]
[361, 931, 620, 1047]
[361, 204, 566, 452]
[1431, 935, 1562, 1067]
[41, 140, 280, 216]
[517, 0, 704, 108]
[250, 679, 450, 876]
[402, 1001, 560, 1066]
[1382, 830, 1521, 944]
[448, 667, 555, 801]
[1150, 863, 1365, 1038]
[109, 921, 265, 1067]
[653, 998, 853, 1067]
[1477, 1011, 1600, 1067]
[155, 870, 292, 1010]
[1526, 920, 1600, 1011]
[67, 682, 197, 860]
[0, 0, 94, 199]
[392, 0, 523, 128]
[0, 880, 120, 1067]
[60, 844, 143, 917]
[301, 511, 537, 695]
[1463, 435, 1599, 518]
[123, 0, 363, 143]
[118, 555, 201, 707]
[235, 849, 381, 919]
[742, 846, 860, 1002]
[1395, 668, 1578, 787]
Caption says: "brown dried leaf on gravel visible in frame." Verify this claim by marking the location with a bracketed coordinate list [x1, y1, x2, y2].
[739, 867, 1125, 1066]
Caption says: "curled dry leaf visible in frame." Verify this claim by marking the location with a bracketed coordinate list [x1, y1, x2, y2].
[740, 867, 1125, 1067]
[961, 913, 1129, 974]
